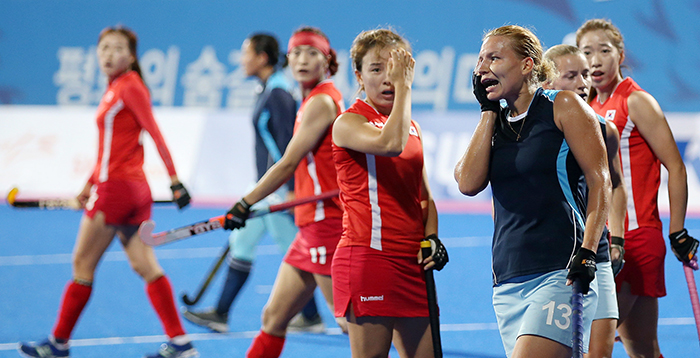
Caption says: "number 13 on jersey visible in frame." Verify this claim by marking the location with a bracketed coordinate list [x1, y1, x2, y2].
[542, 300, 572, 329]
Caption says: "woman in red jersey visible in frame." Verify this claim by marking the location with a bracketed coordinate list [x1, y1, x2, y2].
[577, 18, 699, 358]
[18, 26, 197, 358]
[331, 28, 448, 358]
[223, 27, 348, 358]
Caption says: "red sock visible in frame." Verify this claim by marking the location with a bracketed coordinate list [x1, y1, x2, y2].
[52, 280, 92, 340]
[246, 330, 285, 358]
[146, 275, 185, 338]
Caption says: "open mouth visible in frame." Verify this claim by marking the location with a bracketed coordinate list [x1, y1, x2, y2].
[591, 70, 604, 81]
[482, 78, 499, 89]
[381, 89, 395, 96]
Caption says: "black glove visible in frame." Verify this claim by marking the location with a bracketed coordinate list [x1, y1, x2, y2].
[170, 183, 191, 209]
[224, 198, 251, 230]
[567, 247, 597, 294]
[472, 73, 500, 113]
[425, 234, 449, 271]
[669, 229, 699, 265]
[610, 236, 625, 276]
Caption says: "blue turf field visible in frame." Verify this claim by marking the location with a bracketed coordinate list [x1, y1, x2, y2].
[1, 205, 699, 357]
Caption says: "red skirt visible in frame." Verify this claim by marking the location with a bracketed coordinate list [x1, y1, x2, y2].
[283, 218, 342, 276]
[615, 226, 667, 297]
[85, 179, 151, 226]
[332, 245, 429, 318]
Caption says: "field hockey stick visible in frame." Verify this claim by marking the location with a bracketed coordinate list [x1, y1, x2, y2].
[139, 189, 340, 246]
[683, 257, 700, 346]
[6, 187, 81, 209]
[6, 187, 172, 209]
[571, 280, 585, 358]
[421, 239, 443, 358]
[181, 243, 231, 306]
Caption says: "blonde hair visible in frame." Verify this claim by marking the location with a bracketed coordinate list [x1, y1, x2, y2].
[544, 44, 582, 63]
[484, 25, 556, 86]
[543, 44, 585, 82]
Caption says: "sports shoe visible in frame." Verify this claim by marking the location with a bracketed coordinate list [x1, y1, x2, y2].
[144, 341, 199, 358]
[182, 307, 228, 333]
[287, 313, 325, 333]
[17, 336, 69, 358]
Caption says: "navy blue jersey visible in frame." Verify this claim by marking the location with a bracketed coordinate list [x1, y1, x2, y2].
[490, 88, 586, 285]
[252, 71, 297, 190]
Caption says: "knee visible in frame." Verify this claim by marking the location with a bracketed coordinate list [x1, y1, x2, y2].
[72, 255, 96, 281]
[129, 258, 161, 281]
[261, 305, 286, 335]
[261, 305, 275, 327]
[335, 317, 348, 334]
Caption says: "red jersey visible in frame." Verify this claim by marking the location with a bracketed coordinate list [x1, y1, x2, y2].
[293, 80, 344, 227]
[332, 99, 425, 255]
[90, 71, 177, 184]
[590, 77, 661, 231]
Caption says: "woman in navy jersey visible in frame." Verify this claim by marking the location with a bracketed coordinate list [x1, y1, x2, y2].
[455, 25, 611, 358]
[18, 26, 196, 358]
[332, 28, 448, 358]
[543, 43, 626, 358]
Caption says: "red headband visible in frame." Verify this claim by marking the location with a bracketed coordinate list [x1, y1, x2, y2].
[288, 32, 331, 56]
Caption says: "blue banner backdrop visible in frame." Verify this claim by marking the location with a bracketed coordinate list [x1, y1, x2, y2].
[1, 0, 700, 112]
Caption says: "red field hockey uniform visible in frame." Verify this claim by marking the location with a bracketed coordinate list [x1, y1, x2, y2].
[86, 71, 177, 226]
[50, 71, 187, 344]
[282, 80, 344, 276]
[591, 77, 666, 297]
[331, 99, 428, 317]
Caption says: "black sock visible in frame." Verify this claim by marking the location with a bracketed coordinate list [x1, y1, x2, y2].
[216, 258, 251, 316]
[300, 296, 319, 319]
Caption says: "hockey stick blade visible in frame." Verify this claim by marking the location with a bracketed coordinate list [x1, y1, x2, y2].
[138, 216, 225, 246]
[139, 190, 340, 247]
[181, 244, 231, 306]
[6, 187, 18, 206]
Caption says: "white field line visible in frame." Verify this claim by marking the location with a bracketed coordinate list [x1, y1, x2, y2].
[0, 237, 493, 267]
[2, 318, 695, 351]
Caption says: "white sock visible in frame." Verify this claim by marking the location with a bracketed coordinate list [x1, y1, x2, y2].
[171, 335, 190, 346]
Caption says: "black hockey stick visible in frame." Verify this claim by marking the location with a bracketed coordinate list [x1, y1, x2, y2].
[181, 243, 231, 306]
[7, 187, 172, 209]
[421, 239, 443, 358]
[571, 280, 585, 358]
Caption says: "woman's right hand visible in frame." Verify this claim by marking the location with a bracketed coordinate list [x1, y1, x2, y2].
[76, 182, 93, 208]
[472, 74, 500, 113]
[387, 48, 415, 89]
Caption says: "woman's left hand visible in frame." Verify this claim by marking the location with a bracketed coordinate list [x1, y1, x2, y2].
[170, 182, 191, 209]
[418, 234, 449, 271]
